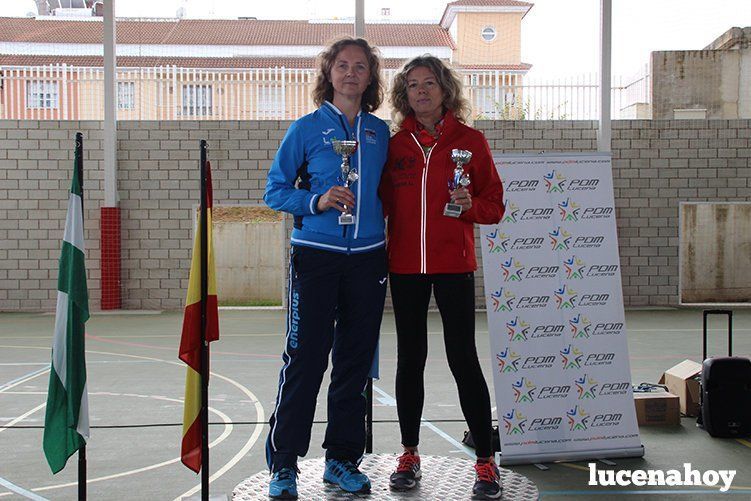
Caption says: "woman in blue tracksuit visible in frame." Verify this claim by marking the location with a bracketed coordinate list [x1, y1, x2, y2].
[263, 37, 390, 499]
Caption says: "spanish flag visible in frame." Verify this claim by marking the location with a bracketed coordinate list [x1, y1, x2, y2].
[179, 160, 219, 473]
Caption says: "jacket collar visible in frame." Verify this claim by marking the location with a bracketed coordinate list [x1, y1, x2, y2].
[401, 110, 460, 135]
[322, 100, 363, 121]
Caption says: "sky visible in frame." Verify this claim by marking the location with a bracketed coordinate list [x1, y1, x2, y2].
[3, 0, 750, 79]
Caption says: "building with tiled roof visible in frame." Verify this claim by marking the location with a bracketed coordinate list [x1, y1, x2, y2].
[0, 17, 456, 49]
[0, 2, 534, 120]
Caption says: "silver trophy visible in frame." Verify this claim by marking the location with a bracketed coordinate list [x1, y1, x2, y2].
[444, 149, 472, 217]
[332, 139, 359, 225]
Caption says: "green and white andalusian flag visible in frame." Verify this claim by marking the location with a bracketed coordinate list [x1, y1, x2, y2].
[43, 157, 90, 474]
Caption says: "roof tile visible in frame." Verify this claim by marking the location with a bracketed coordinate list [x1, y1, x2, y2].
[0, 55, 531, 72]
[0, 17, 454, 48]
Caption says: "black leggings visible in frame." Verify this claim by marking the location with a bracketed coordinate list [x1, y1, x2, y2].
[390, 272, 493, 459]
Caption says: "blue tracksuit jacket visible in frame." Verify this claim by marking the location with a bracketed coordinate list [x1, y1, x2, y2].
[264, 101, 390, 253]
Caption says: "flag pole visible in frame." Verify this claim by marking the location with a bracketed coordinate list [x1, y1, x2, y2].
[75, 131, 87, 501]
[199, 140, 209, 501]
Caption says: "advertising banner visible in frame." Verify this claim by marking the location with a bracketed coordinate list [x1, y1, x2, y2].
[481, 153, 643, 465]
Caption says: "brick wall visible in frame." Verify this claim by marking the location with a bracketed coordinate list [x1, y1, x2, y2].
[1, 119, 749, 311]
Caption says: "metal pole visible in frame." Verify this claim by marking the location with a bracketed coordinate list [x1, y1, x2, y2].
[355, 0, 365, 38]
[76, 132, 86, 501]
[703, 310, 708, 361]
[103, 0, 118, 206]
[728, 311, 732, 357]
[598, 0, 612, 152]
[199, 140, 209, 501]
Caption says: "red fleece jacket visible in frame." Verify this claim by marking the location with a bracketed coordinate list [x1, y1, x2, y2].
[380, 112, 505, 274]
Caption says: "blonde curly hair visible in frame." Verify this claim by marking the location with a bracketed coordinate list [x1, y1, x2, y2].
[389, 55, 471, 130]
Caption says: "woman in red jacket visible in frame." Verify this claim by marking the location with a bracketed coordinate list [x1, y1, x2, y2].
[380, 55, 505, 499]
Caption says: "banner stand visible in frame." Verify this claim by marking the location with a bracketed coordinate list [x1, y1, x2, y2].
[482, 152, 644, 466]
[497, 445, 644, 466]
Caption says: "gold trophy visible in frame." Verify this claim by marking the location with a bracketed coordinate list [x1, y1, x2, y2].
[444, 149, 472, 217]
[332, 139, 359, 225]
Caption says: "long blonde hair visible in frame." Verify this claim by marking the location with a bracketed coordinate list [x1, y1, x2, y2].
[389, 55, 471, 130]
[311, 37, 384, 113]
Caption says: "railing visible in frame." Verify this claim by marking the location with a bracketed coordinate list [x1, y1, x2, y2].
[0, 64, 651, 121]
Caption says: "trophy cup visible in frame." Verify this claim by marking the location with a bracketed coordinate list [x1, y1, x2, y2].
[444, 149, 472, 217]
[332, 139, 359, 225]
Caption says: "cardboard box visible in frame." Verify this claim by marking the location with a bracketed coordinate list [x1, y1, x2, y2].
[634, 391, 680, 426]
[659, 360, 702, 417]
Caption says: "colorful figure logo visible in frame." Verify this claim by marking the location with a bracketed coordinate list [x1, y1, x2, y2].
[485, 228, 508, 253]
[569, 314, 591, 339]
[490, 288, 516, 312]
[501, 257, 525, 282]
[512, 378, 537, 403]
[563, 255, 586, 279]
[574, 374, 599, 400]
[544, 169, 566, 193]
[502, 200, 519, 224]
[554, 284, 578, 309]
[567, 405, 590, 431]
[549, 227, 572, 251]
[496, 348, 521, 373]
[503, 408, 528, 435]
[558, 198, 580, 222]
[506, 316, 530, 342]
[561, 344, 583, 370]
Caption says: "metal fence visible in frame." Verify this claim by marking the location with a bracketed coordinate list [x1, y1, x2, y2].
[0, 64, 651, 121]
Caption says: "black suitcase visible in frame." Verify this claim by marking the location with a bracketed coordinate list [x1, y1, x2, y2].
[699, 310, 751, 438]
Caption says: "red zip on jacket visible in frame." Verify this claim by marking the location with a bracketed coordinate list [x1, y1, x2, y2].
[380, 111, 505, 274]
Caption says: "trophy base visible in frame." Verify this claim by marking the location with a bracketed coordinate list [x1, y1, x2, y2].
[443, 203, 463, 218]
[338, 213, 355, 225]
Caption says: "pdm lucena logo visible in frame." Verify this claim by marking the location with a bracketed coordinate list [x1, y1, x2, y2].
[563, 255, 586, 279]
[560, 344, 583, 369]
[490, 288, 515, 312]
[544, 169, 566, 193]
[506, 178, 540, 192]
[500, 257, 525, 282]
[512, 377, 537, 403]
[485, 228, 508, 253]
[554, 284, 578, 309]
[558, 197, 580, 222]
[496, 347, 521, 373]
[569, 314, 592, 339]
[505, 316, 530, 341]
[503, 408, 528, 435]
[502, 200, 520, 224]
[549, 226, 572, 251]
[574, 374, 599, 400]
[567, 405, 590, 431]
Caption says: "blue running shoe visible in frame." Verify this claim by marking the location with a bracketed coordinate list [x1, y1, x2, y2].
[268, 467, 298, 499]
[323, 459, 371, 493]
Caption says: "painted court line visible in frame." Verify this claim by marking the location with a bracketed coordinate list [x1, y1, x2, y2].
[372, 384, 475, 459]
[0, 366, 50, 393]
[173, 371, 266, 501]
[0, 477, 48, 501]
[0, 363, 48, 367]
[31, 405, 234, 495]
[0, 403, 46, 436]
[0, 347, 265, 499]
